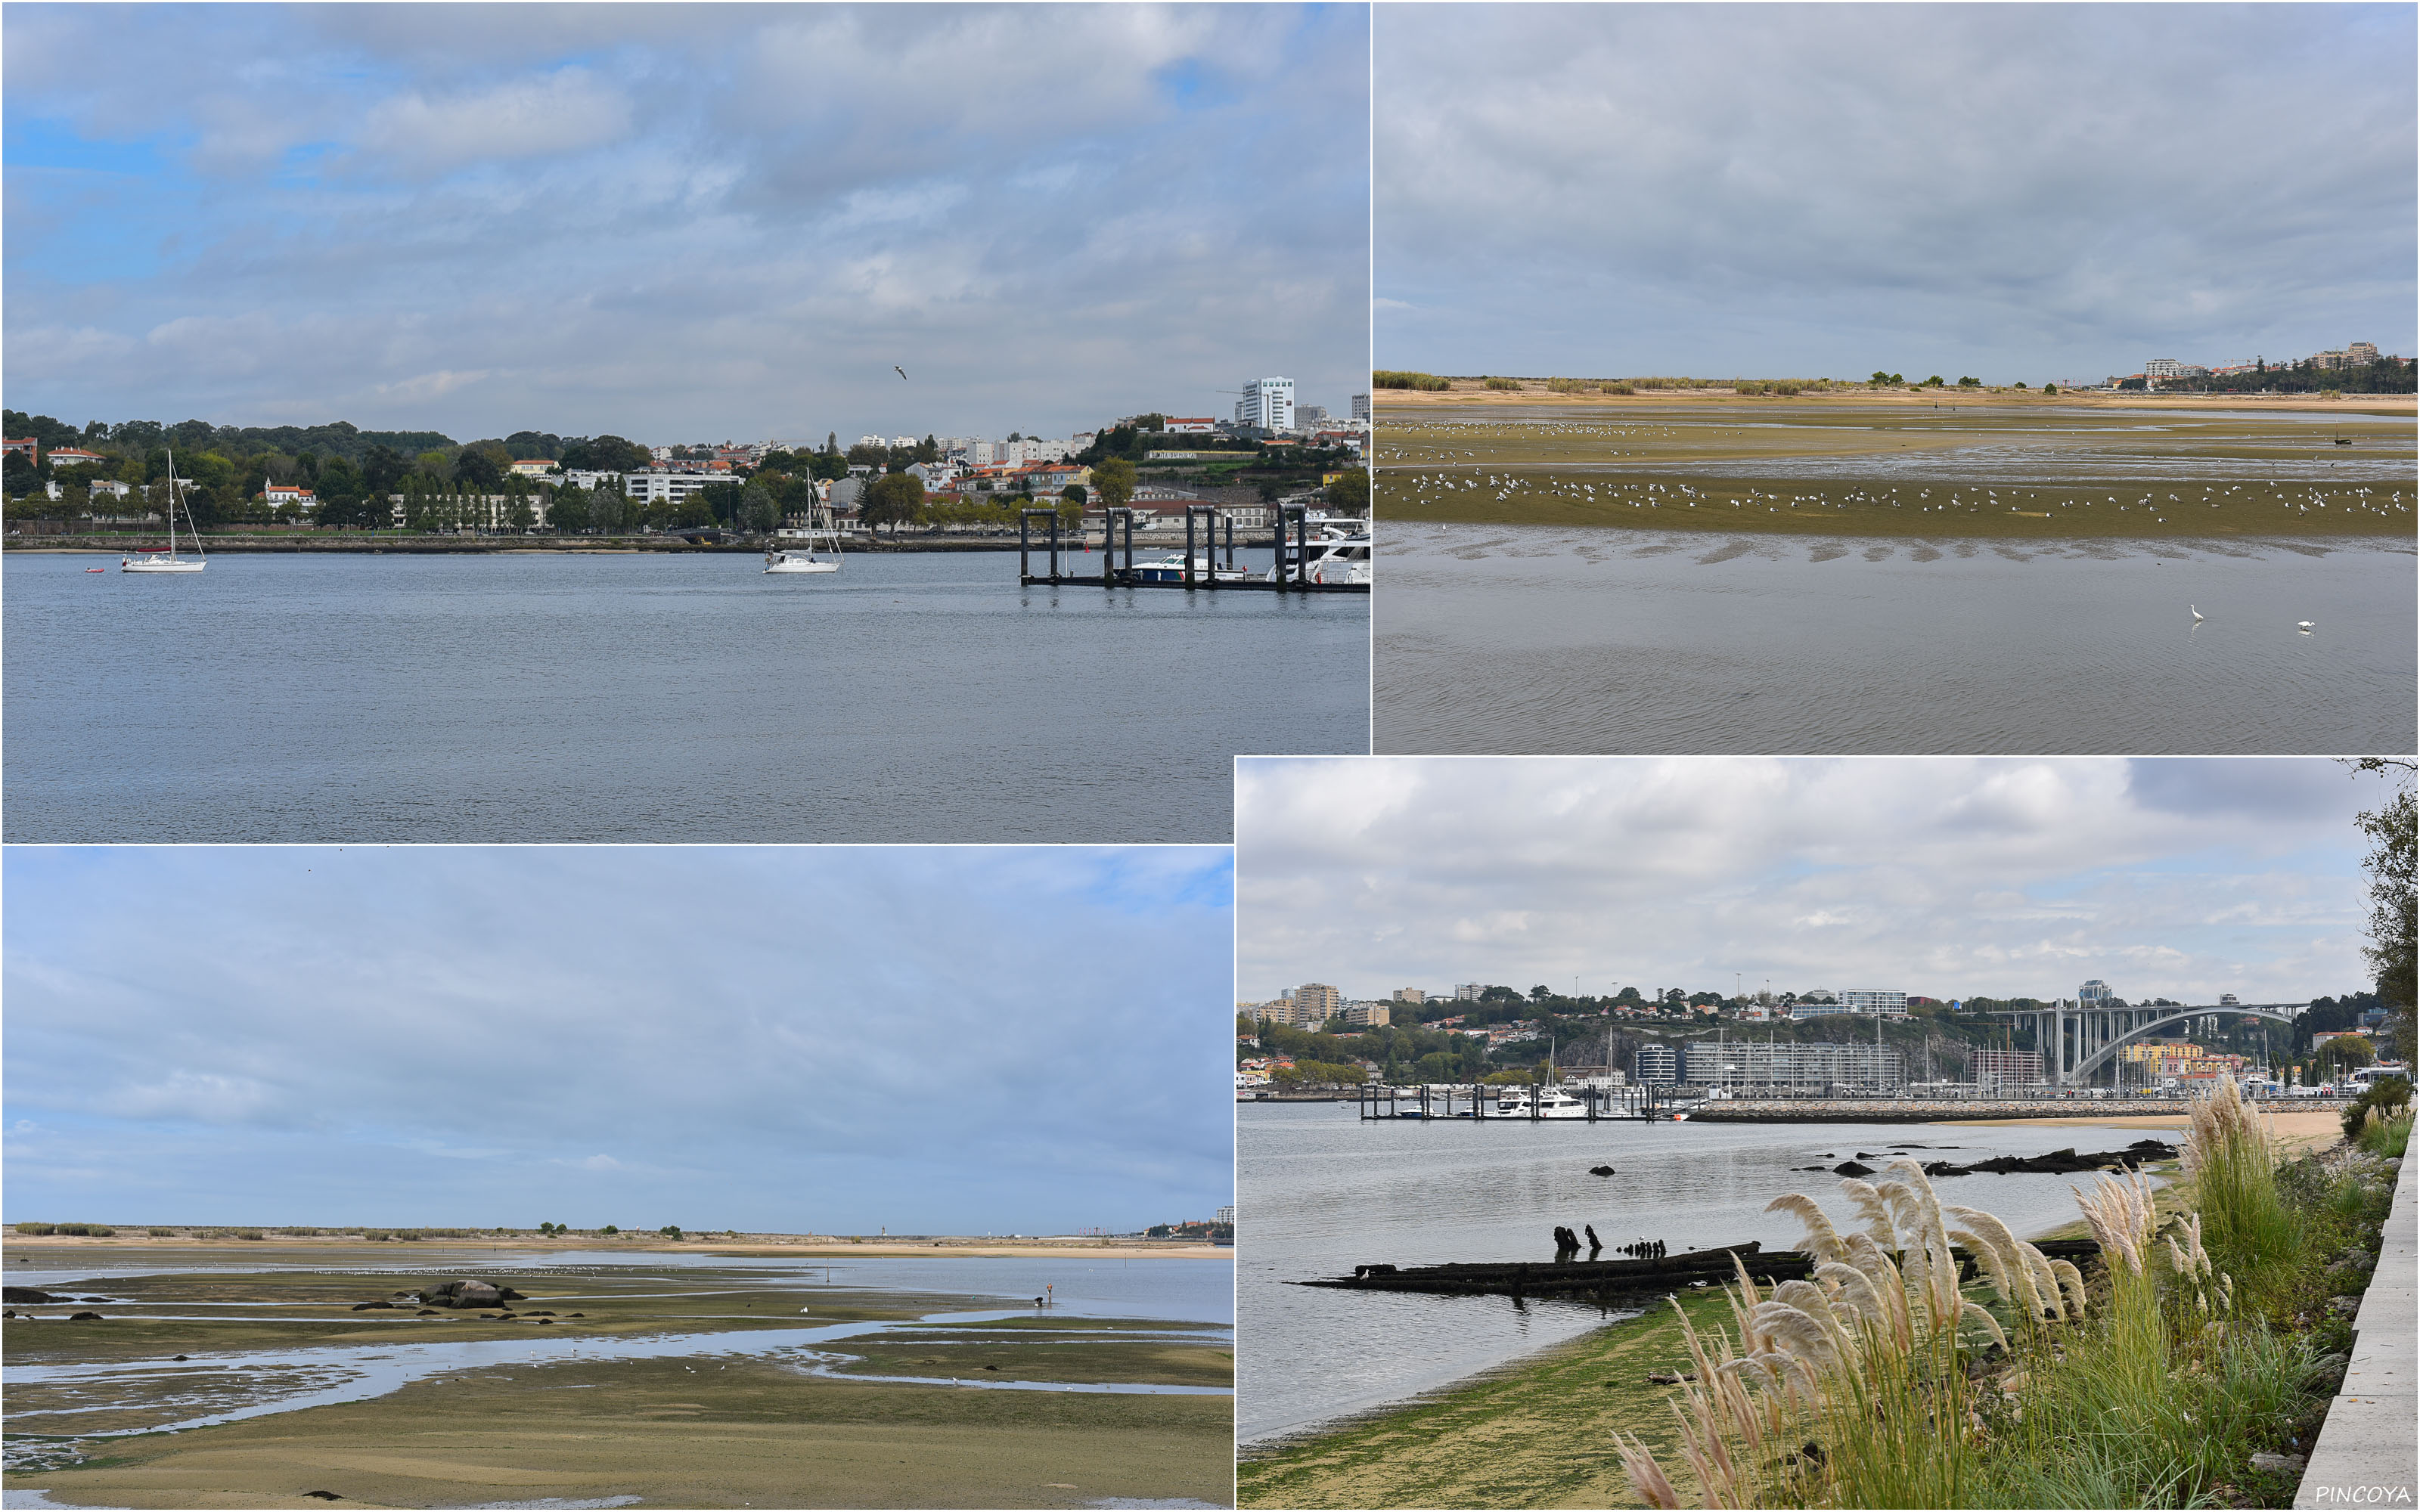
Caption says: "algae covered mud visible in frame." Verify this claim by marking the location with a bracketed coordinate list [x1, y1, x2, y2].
[1375, 398, 2415, 538]
[2, 1244, 1233, 1509]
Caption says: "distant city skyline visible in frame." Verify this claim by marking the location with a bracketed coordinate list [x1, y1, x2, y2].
[1377, 5, 2416, 381]
[1237, 757, 2397, 1008]
[5, 4, 1370, 442]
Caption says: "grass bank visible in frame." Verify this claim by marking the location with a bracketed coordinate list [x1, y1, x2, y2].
[1237, 1289, 1736, 1509]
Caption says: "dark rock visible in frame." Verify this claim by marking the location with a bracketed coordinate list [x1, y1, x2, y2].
[982, 1364, 999, 1370]
[3, 1287, 60, 1305]
[415, 1309, 437, 1315]
[350, 1301, 396, 1311]
[1922, 1139, 2177, 1177]
[1832, 1161, 1875, 1177]
[174, 1354, 188, 1361]
[1588, 1165, 1616, 1176]
[68, 1310, 102, 1321]
[569, 1312, 585, 1318]
[302, 1492, 343, 1501]
[536, 1318, 551, 1325]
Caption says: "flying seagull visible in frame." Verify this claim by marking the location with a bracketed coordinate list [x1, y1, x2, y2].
[895, 365, 908, 381]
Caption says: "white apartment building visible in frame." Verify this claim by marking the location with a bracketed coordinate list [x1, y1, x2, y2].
[2144, 358, 2189, 378]
[625, 469, 725, 505]
[1796, 988, 1905, 1018]
[1351, 392, 1371, 420]
[1454, 983, 1483, 1001]
[1236, 376, 1295, 432]
[2079, 978, 2114, 1004]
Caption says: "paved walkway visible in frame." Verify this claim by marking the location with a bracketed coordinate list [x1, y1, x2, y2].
[2295, 1152, 2415, 1508]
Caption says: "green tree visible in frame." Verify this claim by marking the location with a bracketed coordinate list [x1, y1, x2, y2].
[1323, 467, 1370, 514]
[916, 434, 939, 463]
[2353, 759, 2417, 1056]
[1956, 376, 1981, 388]
[1869, 370, 1892, 386]
[551, 485, 592, 534]
[863, 472, 926, 533]
[2042, 383, 2059, 395]
[1091, 457, 1137, 510]
[1060, 483, 1087, 507]
[740, 480, 780, 534]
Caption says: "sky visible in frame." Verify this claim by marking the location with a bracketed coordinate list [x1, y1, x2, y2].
[1237, 757, 2402, 1007]
[1376, 4, 2418, 384]
[3, 3, 1370, 445]
[2, 846, 1234, 1232]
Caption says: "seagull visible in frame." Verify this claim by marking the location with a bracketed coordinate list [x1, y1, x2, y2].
[2190, 605, 2202, 621]
[2297, 621, 2315, 632]
[895, 366, 909, 381]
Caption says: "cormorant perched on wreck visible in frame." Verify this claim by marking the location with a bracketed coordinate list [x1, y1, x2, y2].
[1584, 1223, 1602, 1251]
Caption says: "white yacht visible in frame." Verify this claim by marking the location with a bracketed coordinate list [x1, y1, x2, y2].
[1268, 517, 1371, 586]
[1131, 551, 1250, 584]
[120, 445, 206, 574]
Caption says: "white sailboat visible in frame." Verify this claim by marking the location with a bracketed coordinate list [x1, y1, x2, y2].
[765, 509, 843, 575]
[120, 445, 206, 573]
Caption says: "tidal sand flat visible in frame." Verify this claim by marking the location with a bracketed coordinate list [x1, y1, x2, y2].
[2, 1245, 1233, 1510]
[1, 550, 1367, 844]
[1376, 398, 2415, 538]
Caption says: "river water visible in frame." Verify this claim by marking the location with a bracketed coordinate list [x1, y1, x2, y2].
[1374, 528, 2412, 754]
[2, 550, 1367, 843]
[1236, 1101, 2170, 1445]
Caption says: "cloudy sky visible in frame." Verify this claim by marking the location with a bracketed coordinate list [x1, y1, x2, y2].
[1238, 757, 2401, 1007]
[1377, 4, 2416, 383]
[5, 3, 1369, 445]
[3, 847, 1233, 1232]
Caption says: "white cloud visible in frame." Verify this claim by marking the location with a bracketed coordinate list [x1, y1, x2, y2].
[356, 69, 632, 177]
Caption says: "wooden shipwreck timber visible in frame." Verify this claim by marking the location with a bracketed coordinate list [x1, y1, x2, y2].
[1298, 1237, 2106, 1302]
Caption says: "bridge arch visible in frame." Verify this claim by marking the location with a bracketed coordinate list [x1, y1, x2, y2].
[2065, 1004, 2301, 1086]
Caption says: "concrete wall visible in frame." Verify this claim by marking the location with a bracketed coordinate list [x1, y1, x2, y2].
[2295, 1153, 2415, 1508]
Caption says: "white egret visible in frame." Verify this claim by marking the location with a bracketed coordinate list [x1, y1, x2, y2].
[2190, 605, 2203, 621]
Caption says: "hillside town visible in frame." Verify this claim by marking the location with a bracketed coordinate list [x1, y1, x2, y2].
[1237, 977, 2403, 1098]
[0, 380, 1372, 540]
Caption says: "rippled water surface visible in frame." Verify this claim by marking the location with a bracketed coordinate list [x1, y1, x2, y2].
[1236, 1102, 2170, 1444]
[4, 550, 1367, 842]
[1374, 528, 2413, 754]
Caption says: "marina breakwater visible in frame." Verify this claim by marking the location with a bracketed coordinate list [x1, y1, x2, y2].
[1687, 1096, 2211, 1121]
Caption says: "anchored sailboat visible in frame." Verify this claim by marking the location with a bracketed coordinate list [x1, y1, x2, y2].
[765, 507, 844, 575]
[120, 445, 206, 574]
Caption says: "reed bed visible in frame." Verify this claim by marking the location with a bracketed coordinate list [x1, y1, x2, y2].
[1617, 1089, 2376, 1509]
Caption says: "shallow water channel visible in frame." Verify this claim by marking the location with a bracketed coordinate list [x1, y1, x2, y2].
[2, 1252, 1233, 1466]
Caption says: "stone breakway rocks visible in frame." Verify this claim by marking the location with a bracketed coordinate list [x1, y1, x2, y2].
[2295, 1154, 2415, 1509]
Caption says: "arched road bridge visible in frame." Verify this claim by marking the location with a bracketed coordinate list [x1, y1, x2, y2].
[1999, 1000, 2304, 1088]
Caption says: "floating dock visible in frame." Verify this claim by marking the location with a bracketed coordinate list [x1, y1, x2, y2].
[1018, 504, 1367, 593]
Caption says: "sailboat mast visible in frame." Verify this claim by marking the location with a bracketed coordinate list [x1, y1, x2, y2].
[164, 443, 179, 555]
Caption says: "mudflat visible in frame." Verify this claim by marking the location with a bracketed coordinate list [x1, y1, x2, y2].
[2, 1244, 1233, 1509]
[1376, 398, 2415, 539]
